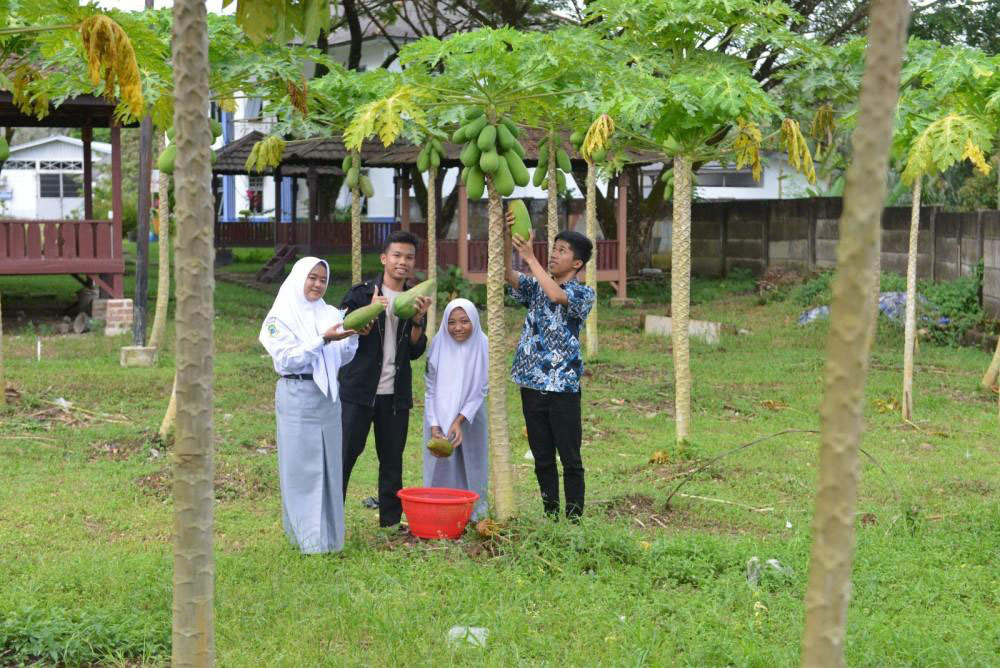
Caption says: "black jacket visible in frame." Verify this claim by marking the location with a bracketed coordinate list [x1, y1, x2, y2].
[337, 274, 428, 411]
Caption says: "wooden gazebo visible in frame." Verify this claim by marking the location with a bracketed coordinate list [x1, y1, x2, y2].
[0, 92, 126, 298]
[212, 128, 643, 298]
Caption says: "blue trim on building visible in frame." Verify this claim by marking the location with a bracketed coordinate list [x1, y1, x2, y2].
[281, 176, 292, 221]
[222, 111, 235, 220]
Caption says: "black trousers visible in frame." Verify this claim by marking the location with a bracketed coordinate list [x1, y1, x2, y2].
[520, 388, 585, 518]
[341, 396, 410, 527]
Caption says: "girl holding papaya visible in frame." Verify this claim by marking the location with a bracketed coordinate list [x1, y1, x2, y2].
[423, 298, 490, 521]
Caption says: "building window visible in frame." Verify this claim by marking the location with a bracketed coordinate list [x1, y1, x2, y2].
[39, 173, 84, 198]
[695, 166, 761, 188]
[40, 160, 83, 170]
[247, 175, 264, 213]
[5, 160, 35, 170]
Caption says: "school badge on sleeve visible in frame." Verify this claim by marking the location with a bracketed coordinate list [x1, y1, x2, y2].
[267, 322, 278, 337]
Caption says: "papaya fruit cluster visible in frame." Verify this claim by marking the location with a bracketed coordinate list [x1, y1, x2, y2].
[415, 138, 444, 173]
[342, 154, 375, 198]
[570, 128, 606, 163]
[534, 133, 579, 194]
[454, 108, 529, 199]
[158, 119, 223, 176]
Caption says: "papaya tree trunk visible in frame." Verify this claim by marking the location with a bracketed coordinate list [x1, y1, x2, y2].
[426, 166, 437, 337]
[902, 178, 921, 422]
[148, 132, 171, 350]
[671, 156, 692, 445]
[171, 0, 216, 662]
[584, 160, 598, 360]
[981, 337, 1000, 390]
[486, 177, 515, 520]
[351, 183, 362, 284]
[801, 2, 909, 666]
[547, 138, 557, 255]
[160, 372, 178, 440]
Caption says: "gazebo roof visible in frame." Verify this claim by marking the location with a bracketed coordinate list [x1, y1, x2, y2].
[214, 127, 660, 175]
[0, 92, 134, 128]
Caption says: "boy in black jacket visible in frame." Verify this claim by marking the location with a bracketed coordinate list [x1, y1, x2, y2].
[339, 231, 431, 528]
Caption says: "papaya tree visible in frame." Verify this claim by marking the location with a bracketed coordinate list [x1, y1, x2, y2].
[345, 27, 594, 520]
[895, 44, 995, 421]
[148, 131, 172, 350]
[800, 1, 910, 665]
[586, 0, 817, 446]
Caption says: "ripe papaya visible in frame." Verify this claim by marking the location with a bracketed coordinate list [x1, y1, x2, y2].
[557, 148, 572, 173]
[427, 437, 454, 458]
[430, 149, 440, 169]
[360, 174, 375, 198]
[504, 149, 530, 187]
[479, 149, 500, 175]
[465, 107, 485, 121]
[416, 146, 430, 172]
[393, 278, 437, 320]
[344, 302, 385, 331]
[347, 166, 360, 189]
[467, 165, 485, 199]
[342, 154, 353, 172]
[463, 115, 488, 140]
[477, 124, 497, 152]
[460, 141, 481, 168]
[500, 117, 519, 138]
[494, 157, 515, 196]
[157, 145, 177, 175]
[497, 124, 516, 152]
[210, 118, 223, 139]
[509, 199, 531, 242]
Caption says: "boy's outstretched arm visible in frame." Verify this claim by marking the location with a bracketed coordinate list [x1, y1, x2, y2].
[512, 232, 568, 305]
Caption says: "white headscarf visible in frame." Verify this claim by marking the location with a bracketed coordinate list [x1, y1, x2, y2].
[259, 256, 345, 400]
[425, 298, 489, 429]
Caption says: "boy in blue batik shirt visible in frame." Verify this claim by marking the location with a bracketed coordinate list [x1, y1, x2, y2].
[504, 206, 595, 518]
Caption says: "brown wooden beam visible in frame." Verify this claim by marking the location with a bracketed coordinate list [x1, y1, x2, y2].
[82, 121, 94, 220]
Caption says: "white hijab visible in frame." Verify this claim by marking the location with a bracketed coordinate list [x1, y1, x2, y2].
[259, 256, 344, 400]
[426, 299, 489, 428]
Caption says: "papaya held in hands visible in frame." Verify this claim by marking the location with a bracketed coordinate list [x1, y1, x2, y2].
[393, 278, 437, 320]
[509, 200, 532, 242]
[427, 437, 455, 458]
[343, 302, 385, 332]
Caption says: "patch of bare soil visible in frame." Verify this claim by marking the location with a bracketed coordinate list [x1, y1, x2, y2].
[89, 432, 153, 461]
[136, 459, 275, 501]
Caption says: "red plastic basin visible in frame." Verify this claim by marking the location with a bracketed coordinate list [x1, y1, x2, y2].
[397, 487, 480, 540]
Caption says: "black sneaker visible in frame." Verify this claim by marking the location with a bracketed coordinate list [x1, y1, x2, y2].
[362, 496, 379, 509]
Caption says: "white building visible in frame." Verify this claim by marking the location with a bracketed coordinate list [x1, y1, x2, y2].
[0, 135, 111, 219]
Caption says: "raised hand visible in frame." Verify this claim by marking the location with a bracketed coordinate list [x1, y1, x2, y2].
[371, 284, 389, 308]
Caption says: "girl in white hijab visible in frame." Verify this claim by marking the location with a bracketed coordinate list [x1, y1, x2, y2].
[422, 298, 490, 520]
[260, 257, 365, 553]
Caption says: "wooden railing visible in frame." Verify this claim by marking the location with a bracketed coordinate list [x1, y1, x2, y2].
[0, 219, 122, 275]
[216, 219, 400, 252]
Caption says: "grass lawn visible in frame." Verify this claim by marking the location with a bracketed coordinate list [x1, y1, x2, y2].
[1, 246, 998, 666]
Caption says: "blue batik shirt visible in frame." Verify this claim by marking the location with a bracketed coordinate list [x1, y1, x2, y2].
[509, 273, 595, 393]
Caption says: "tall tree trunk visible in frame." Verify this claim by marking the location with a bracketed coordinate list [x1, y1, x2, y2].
[902, 178, 921, 422]
[801, 2, 909, 666]
[671, 156, 693, 445]
[546, 136, 558, 255]
[426, 166, 438, 337]
[171, 0, 216, 662]
[351, 175, 361, 284]
[584, 160, 598, 360]
[133, 113, 154, 346]
[486, 177, 515, 520]
[149, 132, 171, 350]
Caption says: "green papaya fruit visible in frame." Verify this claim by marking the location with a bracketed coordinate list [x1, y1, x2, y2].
[497, 124, 515, 152]
[360, 174, 375, 198]
[210, 118, 223, 139]
[538, 135, 549, 151]
[343, 302, 385, 331]
[494, 157, 515, 196]
[531, 165, 546, 188]
[556, 148, 572, 173]
[460, 141, 481, 168]
[431, 137, 444, 154]
[660, 167, 673, 183]
[504, 149, 530, 187]
[467, 165, 485, 199]
[0, 136, 9, 162]
[211, 149, 217, 165]
[592, 148, 606, 162]
[347, 166, 360, 189]
[342, 154, 353, 172]
[509, 199, 531, 241]
[510, 139, 525, 159]
[460, 166, 469, 184]
[477, 124, 497, 152]
[166, 127, 175, 141]
[452, 126, 467, 144]
[427, 437, 454, 458]
[416, 146, 430, 173]
[570, 130, 585, 147]
[479, 149, 500, 175]
[465, 107, 485, 121]
[157, 145, 177, 175]
[463, 115, 488, 140]
[536, 150, 549, 175]
[430, 149, 440, 169]
[500, 117, 519, 138]
[556, 169, 566, 192]
[393, 278, 437, 320]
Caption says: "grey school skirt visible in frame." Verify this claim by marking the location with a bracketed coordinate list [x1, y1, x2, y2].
[275, 377, 344, 554]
